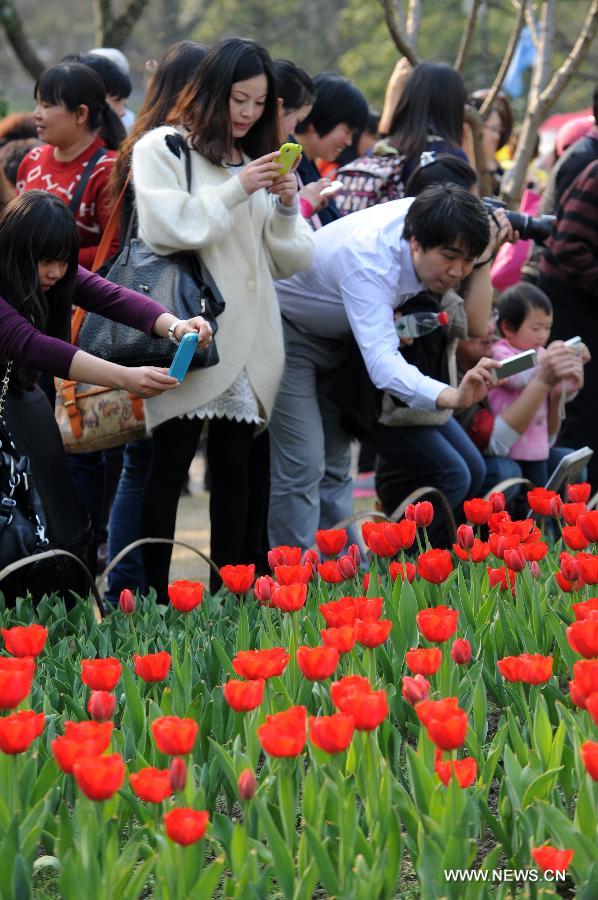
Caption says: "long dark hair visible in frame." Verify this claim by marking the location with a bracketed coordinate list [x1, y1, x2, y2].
[387, 63, 466, 160]
[168, 38, 279, 165]
[112, 40, 207, 197]
[0, 191, 79, 390]
[35, 63, 125, 151]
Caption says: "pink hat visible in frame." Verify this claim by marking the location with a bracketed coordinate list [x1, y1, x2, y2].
[556, 116, 594, 156]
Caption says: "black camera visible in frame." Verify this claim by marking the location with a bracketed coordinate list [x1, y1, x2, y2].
[483, 197, 556, 244]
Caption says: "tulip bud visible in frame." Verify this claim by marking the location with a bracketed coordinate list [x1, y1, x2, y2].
[405, 504, 416, 522]
[237, 767, 257, 801]
[169, 757, 187, 792]
[254, 575, 275, 604]
[401, 674, 430, 705]
[338, 554, 357, 580]
[503, 546, 526, 572]
[450, 638, 472, 665]
[119, 588, 135, 615]
[530, 561, 541, 579]
[301, 548, 320, 576]
[549, 495, 563, 518]
[347, 543, 361, 567]
[489, 491, 506, 512]
[87, 690, 115, 722]
[267, 548, 286, 571]
[456, 524, 474, 550]
[560, 553, 579, 582]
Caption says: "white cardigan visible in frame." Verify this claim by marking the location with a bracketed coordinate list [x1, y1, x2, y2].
[131, 126, 314, 430]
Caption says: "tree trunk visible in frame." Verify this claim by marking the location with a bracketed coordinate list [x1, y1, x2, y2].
[380, 0, 419, 65]
[0, 0, 45, 79]
[480, 0, 526, 117]
[406, 0, 423, 50]
[93, 0, 152, 48]
[455, 0, 482, 73]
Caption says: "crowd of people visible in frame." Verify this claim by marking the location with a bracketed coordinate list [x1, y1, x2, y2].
[0, 37, 595, 601]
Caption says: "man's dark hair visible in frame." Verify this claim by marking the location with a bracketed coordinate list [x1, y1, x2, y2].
[295, 72, 368, 136]
[497, 283, 552, 335]
[403, 183, 489, 257]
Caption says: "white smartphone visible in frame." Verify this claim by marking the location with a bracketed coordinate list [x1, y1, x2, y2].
[492, 348, 538, 382]
[320, 180, 343, 198]
[565, 336, 582, 351]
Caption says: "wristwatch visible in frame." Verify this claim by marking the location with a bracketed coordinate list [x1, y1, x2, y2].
[168, 319, 185, 345]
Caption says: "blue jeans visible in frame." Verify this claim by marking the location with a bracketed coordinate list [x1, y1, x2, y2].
[105, 439, 153, 603]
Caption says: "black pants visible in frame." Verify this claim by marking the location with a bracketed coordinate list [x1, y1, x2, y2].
[141, 415, 257, 599]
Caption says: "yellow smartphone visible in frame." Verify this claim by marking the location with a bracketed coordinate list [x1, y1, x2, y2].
[276, 142, 302, 175]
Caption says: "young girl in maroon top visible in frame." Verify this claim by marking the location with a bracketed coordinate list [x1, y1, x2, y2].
[17, 62, 124, 269]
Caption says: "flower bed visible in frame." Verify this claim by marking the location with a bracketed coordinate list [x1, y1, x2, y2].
[0, 486, 597, 898]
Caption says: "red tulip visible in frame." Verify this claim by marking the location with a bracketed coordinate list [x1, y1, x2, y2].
[451, 638, 472, 665]
[222, 678, 264, 711]
[578, 511, 598, 543]
[571, 597, 598, 621]
[548, 495, 563, 517]
[555, 571, 581, 594]
[321, 625, 357, 654]
[531, 846, 574, 875]
[487, 566, 516, 593]
[2, 624, 47, 658]
[330, 675, 371, 709]
[405, 501, 434, 527]
[337, 554, 358, 580]
[309, 713, 355, 753]
[0, 710, 45, 754]
[271, 583, 307, 613]
[258, 706, 307, 757]
[415, 697, 468, 750]
[87, 691, 116, 722]
[81, 658, 122, 692]
[130, 767, 173, 803]
[405, 647, 442, 675]
[319, 597, 357, 628]
[489, 491, 506, 512]
[389, 561, 416, 583]
[296, 646, 339, 681]
[232, 648, 289, 680]
[401, 674, 430, 705]
[362, 572, 381, 592]
[237, 768, 257, 800]
[562, 525, 590, 551]
[274, 564, 312, 586]
[355, 596, 383, 620]
[73, 753, 125, 800]
[569, 659, 598, 708]
[337, 688, 388, 731]
[134, 651, 171, 682]
[0, 656, 35, 709]
[587, 693, 598, 726]
[488, 510, 511, 533]
[503, 546, 527, 572]
[220, 564, 255, 595]
[456, 524, 474, 550]
[417, 548, 453, 584]
[489, 532, 520, 560]
[560, 551, 579, 583]
[169, 758, 187, 792]
[253, 575, 276, 604]
[52, 721, 113, 773]
[521, 541, 548, 562]
[268, 545, 302, 569]
[384, 520, 417, 552]
[301, 549, 320, 576]
[152, 716, 198, 756]
[581, 740, 598, 780]
[562, 502, 587, 526]
[576, 555, 598, 585]
[119, 589, 135, 614]
[499, 517, 535, 540]
[453, 539, 491, 563]
[168, 580, 204, 612]
[317, 561, 345, 583]
[527, 487, 559, 516]
[315, 528, 347, 557]
[416, 605, 458, 642]
[363, 527, 395, 558]
[567, 482, 591, 503]
[567, 616, 598, 658]
[164, 808, 209, 845]
[355, 618, 392, 648]
[463, 498, 492, 525]
[435, 756, 477, 787]
[347, 543, 361, 566]
[497, 653, 553, 684]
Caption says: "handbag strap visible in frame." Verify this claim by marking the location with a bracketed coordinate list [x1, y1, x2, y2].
[92, 174, 130, 273]
[69, 147, 105, 215]
[0, 360, 12, 417]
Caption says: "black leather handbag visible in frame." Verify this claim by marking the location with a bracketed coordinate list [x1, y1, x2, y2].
[77, 133, 225, 369]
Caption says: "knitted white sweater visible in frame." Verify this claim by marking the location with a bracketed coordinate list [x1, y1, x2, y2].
[132, 125, 314, 430]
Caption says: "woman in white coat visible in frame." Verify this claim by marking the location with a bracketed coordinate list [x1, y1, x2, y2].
[132, 37, 314, 598]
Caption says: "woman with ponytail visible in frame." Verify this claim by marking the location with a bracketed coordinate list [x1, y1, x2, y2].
[16, 62, 124, 269]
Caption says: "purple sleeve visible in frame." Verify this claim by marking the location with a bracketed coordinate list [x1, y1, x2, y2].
[0, 295, 78, 379]
[73, 266, 168, 333]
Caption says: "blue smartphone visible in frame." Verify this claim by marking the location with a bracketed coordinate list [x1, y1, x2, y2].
[168, 332, 198, 382]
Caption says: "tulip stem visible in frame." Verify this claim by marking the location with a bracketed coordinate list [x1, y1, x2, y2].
[518, 683, 533, 737]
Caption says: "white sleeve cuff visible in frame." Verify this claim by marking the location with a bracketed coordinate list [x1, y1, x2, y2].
[486, 415, 520, 456]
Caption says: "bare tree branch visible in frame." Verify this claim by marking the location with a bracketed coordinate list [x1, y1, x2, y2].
[93, 0, 153, 48]
[464, 105, 494, 197]
[540, 0, 598, 107]
[405, 0, 423, 49]
[480, 0, 526, 116]
[535, 0, 556, 94]
[0, 0, 45, 79]
[380, 0, 418, 65]
[524, 2, 540, 47]
[455, 0, 483, 73]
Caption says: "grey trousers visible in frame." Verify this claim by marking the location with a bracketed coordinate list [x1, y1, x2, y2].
[268, 317, 354, 550]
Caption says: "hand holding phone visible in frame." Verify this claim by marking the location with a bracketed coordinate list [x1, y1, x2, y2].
[491, 348, 538, 382]
[320, 180, 343, 198]
[168, 332, 198, 383]
[276, 142, 302, 175]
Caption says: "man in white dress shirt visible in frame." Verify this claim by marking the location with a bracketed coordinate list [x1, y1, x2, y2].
[269, 184, 498, 549]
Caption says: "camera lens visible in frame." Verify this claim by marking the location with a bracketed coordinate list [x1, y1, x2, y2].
[504, 211, 556, 244]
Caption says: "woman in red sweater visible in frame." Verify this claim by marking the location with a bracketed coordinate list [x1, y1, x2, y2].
[17, 62, 124, 269]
